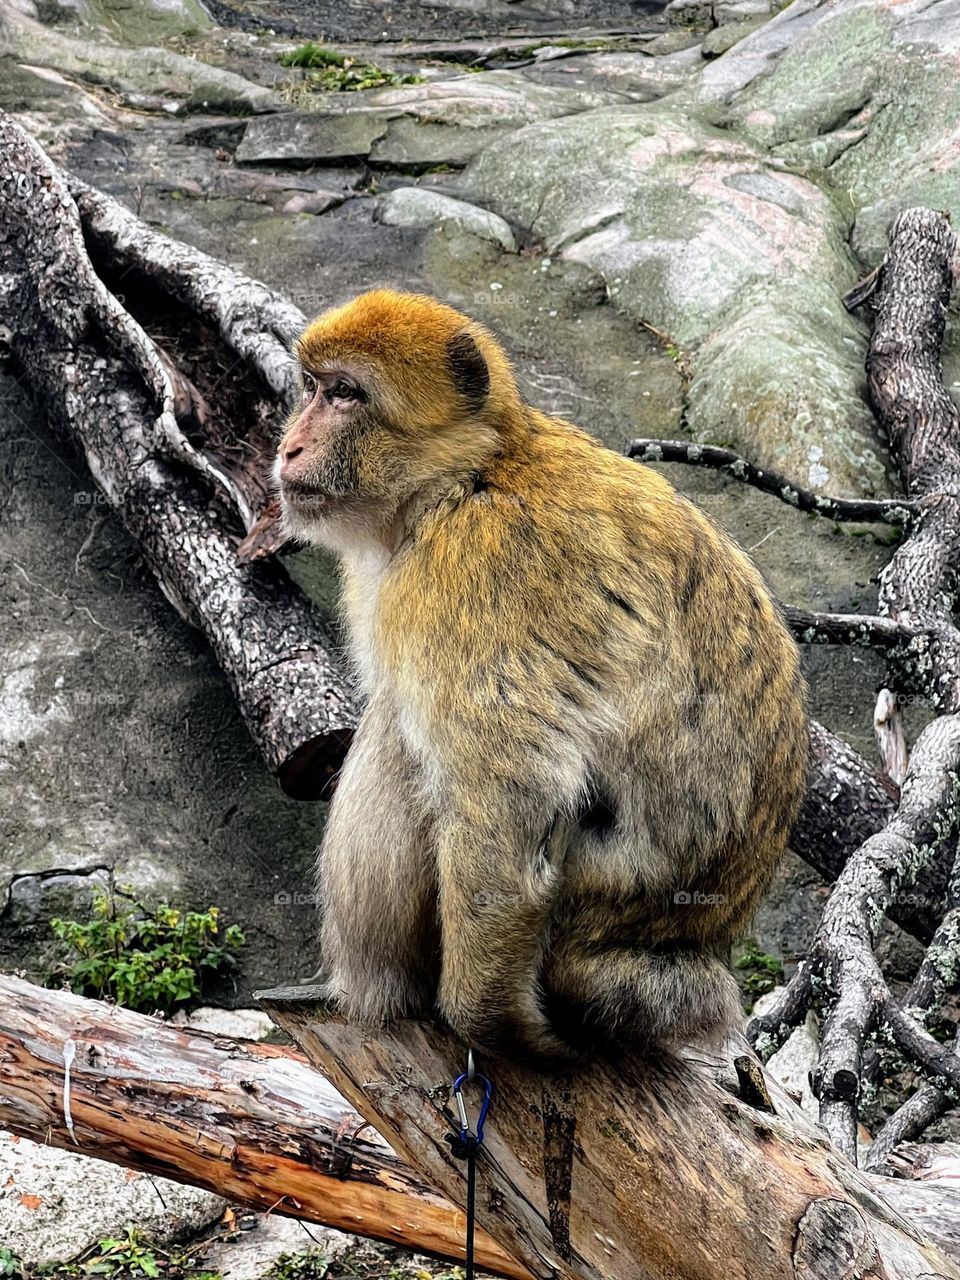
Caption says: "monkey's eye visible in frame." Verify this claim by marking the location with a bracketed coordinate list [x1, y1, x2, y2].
[301, 373, 318, 407]
[328, 380, 362, 403]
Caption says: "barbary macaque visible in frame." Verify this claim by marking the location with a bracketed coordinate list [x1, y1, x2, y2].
[275, 289, 808, 1060]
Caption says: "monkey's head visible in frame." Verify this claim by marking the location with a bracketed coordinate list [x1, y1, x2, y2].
[275, 289, 521, 547]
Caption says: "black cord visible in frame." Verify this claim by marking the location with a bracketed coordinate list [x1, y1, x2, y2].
[447, 1059, 491, 1280]
[465, 1144, 476, 1280]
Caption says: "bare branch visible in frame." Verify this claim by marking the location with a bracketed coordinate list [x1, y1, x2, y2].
[868, 208, 960, 713]
[626, 438, 917, 525]
[783, 606, 921, 652]
[812, 715, 960, 1157]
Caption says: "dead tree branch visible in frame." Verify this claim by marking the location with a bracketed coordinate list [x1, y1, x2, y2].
[747, 207, 960, 1163]
[781, 605, 921, 651]
[0, 975, 527, 1280]
[626, 438, 917, 525]
[261, 990, 960, 1280]
[0, 111, 355, 799]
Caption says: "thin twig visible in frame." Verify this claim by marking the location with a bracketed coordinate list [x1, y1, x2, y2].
[626, 438, 917, 525]
[782, 606, 920, 651]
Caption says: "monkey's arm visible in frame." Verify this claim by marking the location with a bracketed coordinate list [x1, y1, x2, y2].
[435, 790, 575, 1061]
[319, 694, 439, 1024]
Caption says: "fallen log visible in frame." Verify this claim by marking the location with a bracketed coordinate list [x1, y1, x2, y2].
[0, 111, 354, 800]
[3, 974, 960, 1275]
[261, 986, 960, 1280]
[0, 975, 527, 1278]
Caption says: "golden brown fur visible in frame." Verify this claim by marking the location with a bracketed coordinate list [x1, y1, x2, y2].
[275, 289, 808, 1061]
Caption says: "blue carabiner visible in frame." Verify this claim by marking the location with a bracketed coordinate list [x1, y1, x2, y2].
[452, 1070, 493, 1144]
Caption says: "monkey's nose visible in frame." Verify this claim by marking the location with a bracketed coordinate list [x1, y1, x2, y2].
[279, 444, 304, 480]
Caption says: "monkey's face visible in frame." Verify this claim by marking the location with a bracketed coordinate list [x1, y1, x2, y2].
[275, 290, 519, 549]
[275, 366, 372, 526]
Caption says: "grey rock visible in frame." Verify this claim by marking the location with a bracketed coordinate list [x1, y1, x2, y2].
[461, 101, 891, 492]
[1, 6, 272, 114]
[0, 370, 325, 1001]
[568, 46, 705, 98]
[237, 70, 628, 166]
[237, 112, 391, 164]
[642, 28, 704, 55]
[281, 190, 343, 215]
[701, 16, 768, 56]
[370, 117, 508, 167]
[666, 0, 773, 24]
[684, 287, 890, 495]
[200, 1216, 353, 1280]
[0, 1130, 224, 1264]
[665, 0, 714, 27]
[377, 187, 517, 251]
[714, 0, 774, 20]
[690, 0, 960, 267]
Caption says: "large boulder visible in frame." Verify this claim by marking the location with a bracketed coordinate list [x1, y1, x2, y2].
[461, 102, 890, 492]
[694, 0, 960, 265]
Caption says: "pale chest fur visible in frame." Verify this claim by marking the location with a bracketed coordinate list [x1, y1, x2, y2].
[341, 548, 447, 803]
[341, 547, 393, 696]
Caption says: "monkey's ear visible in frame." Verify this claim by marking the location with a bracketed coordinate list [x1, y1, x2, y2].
[446, 331, 490, 411]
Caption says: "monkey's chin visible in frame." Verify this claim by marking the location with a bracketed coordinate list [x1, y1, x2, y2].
[278, 487, 335, 544]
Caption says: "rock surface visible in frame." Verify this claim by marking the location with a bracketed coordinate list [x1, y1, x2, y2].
[461, 100, 891, 491]
[0, 1130, 225, 1263]
[377, 186, 517, 249]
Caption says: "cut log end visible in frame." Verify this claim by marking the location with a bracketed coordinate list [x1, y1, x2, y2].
[278, 731, 353, 800]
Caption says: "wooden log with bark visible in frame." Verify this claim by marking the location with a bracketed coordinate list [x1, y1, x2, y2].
[261, 987, 960, 1280]
[4, 973, 960, 1278]
[0, 974, 525, 1279]
[0, 111, 354, 800]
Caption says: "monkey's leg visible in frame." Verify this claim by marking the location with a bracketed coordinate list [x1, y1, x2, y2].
[545, 943, 742, 1051]
[319, 695, 438, 1025]
[436, 807, 576, 1060]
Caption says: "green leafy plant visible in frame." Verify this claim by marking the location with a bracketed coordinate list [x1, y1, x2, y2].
[277, 42, 424, 92]
[4, 1232, 222, 1280]
[0, 1251, 22, 1279]
[86, 1231, 161, 1278]
[279, 42, 347, 68]
[735, 938, 785, 1007]
[49, 890, 245, 1014]
[266, 1252, 329, 1280]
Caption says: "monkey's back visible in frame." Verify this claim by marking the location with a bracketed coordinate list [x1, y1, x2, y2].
[380, 409, 807, 1024]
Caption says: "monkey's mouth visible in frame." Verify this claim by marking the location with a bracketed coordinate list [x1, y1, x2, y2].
[280, 478, 331, 502]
